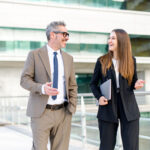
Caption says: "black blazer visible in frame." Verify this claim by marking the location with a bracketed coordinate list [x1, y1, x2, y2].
[90, 57, 140, 123]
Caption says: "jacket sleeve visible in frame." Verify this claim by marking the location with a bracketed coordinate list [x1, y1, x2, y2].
[20, 51, 42, 95]
[130, 57, 138, 90]
[90, 59, 103, 100]
[67, 57, 78, 114]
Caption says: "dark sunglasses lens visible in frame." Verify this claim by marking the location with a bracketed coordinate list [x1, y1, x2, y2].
[63, 32, 69, 37]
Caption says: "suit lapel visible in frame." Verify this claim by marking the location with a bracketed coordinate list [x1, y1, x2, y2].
[38, 46, 51, 80]
[110, 64, 117, 90]
[61, 50, 69, 94]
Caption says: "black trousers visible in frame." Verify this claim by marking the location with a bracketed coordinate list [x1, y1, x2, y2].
[98, 92, 139, 150]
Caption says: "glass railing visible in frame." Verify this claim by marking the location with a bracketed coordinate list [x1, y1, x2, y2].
[0, 91, 150, 150]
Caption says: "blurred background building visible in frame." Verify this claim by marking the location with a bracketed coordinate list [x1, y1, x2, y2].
[0, 0, 150, 150]
[0, 0, 150, 95]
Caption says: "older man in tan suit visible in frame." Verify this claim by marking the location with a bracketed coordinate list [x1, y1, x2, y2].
[20, 21, 77, 150]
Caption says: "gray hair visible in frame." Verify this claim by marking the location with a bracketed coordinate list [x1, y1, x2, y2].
[46, 21, 66, 41]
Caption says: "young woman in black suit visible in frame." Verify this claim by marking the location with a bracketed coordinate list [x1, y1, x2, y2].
[90, 29, 144, 150]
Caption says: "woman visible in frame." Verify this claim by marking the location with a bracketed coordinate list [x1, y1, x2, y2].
[90, 29, 144, 150]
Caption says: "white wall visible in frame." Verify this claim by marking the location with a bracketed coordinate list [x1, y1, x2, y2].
[0, 65, 28, 96]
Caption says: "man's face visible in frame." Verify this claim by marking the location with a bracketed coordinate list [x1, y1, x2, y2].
[52, 25, 69, 49]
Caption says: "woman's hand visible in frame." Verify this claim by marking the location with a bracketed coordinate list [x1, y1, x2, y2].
[99, 96, 108, 105]
[134, 79, 145, 90]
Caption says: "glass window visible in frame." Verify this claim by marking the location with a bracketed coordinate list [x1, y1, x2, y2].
[12, 0, 150, 11]
[14, 0, 126, 10]
[127, 0, 150, 12]
[76, 74, 92, 93]
[65, 44, 107, 54]
[0, 41, 6, 51]
[0, 28, 150, 57]
[130, 35, 150, 57]
[30, 41, 41, 50]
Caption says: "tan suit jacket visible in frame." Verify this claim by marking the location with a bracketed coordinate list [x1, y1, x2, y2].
[20, 45, 77, 117]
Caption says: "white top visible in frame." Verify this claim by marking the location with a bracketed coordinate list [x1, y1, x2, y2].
[41, 44, 66, 105]
[112, 58, 120, 88]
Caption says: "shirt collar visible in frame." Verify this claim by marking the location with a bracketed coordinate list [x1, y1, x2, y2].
[47, 44, 61, 55]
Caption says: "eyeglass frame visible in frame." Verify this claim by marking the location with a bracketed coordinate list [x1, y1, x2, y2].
[53, 31, 69, 37]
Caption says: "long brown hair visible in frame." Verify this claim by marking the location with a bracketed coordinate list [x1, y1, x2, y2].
[100, 29, 134, 85]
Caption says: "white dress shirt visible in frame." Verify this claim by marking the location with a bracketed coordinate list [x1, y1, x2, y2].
[42, 44, 67, 105]
[112, 58, 120, 88]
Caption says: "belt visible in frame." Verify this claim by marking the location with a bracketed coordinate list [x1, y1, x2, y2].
[46, 103, 64, 111]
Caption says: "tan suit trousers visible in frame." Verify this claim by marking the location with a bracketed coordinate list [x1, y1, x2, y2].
[31, 107, 72, 150]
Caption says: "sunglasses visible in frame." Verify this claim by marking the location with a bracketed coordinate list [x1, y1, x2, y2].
[53, 31, 69, 37]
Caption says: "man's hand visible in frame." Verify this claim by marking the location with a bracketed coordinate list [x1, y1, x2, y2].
[134, 79, 145, 90]
[44, 82, 59, 96]
[99, 96, 108, 105]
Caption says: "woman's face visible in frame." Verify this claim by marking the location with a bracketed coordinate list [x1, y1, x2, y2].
[108, 31, 118, 52]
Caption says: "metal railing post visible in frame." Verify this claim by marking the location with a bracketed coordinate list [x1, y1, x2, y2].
[81, 96, 87, 149]
[116, 121, 123, 150]
[1, 100, 5, 122]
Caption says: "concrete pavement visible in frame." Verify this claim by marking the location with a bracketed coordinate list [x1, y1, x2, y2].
[0, 125, 98, 150]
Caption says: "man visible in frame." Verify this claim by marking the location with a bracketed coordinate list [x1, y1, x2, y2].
[20, 21, 77, 150]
